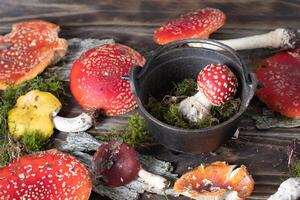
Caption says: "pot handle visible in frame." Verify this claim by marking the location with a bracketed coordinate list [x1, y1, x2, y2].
[128, 65, 143, 97]
[141, 39, 252, 84]
[246, 73, 257, 107]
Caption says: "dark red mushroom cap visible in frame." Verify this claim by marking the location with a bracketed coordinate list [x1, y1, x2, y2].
[70, 43, 145, 116]
[92, 141, 140, 187]
[153, 8, 226, 45]
[256, 49, 300, 118]
[197, 64, 238, 106]
[0, 20, 67, 89]
[0, 149, 92, 199]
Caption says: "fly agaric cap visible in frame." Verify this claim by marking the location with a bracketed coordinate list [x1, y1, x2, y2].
[70, 43, 145, 116]
[8, 90, 62, 139]
[256, 49, 300, 118]
[92, 141, 140, 187]
[154, 8, 226, 45]
[0, 149, 92, 199]
[0, 20, 67, 89]
[198, 63, 238, 106]
[174, 162, 254, 199]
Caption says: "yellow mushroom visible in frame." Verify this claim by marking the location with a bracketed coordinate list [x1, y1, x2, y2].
[8, 90, 61, 139]
[8, 90, 93, 140]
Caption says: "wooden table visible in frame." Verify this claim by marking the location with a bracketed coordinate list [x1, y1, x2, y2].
[1, 1, 300, 199]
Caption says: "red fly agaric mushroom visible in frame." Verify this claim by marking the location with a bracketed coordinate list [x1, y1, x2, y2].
[256, 49, 300, 118]
[0, 20, 67, 89]
[174, 162, 254, 200]
[70, 43, 145, 116]
[153, 8, 226, 45]
[179, 63, 238, 122]
[92, 140, 169, 189]
[0, 149, 92, 199]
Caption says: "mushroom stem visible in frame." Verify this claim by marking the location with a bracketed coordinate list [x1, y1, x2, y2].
[267, 178, 300, 200]
[179, 90, 212, 122]
[189, 28, 297, 50]
[138, 167, 170, 190]
[53, 112, 93, 132]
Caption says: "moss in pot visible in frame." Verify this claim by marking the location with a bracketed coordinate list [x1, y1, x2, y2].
[146, 64, 241, 130]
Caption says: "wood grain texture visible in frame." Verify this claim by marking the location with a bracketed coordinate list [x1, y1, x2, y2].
[1, 0, 300, 199]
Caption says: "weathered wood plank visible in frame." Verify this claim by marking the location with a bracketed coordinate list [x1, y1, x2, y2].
[0, 0, 299, 29]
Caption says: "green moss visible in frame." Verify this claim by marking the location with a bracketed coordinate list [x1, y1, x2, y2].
[146, 79, 241, 129]
[172, 79, 197, 97]
[0, 75, 64, 166]
[211, 98, 241, 121]
[0, 75, 64, 137]
[0, 138, 21, 167]
[164, 104, 188, 128]
[0, 141, 10, 167]
[291, 161, 300, 177]
[97, 113, 150, 147]
[22, 131, 47, 152]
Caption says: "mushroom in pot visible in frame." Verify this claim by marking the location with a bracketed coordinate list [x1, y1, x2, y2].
[179, 64, 238, 122]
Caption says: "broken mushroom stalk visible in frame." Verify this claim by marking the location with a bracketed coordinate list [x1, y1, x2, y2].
[189, 28, 300, 51]
[92, 140, 170, 190]
[8, 90, 93, 140]
[179, 64, 238, 122]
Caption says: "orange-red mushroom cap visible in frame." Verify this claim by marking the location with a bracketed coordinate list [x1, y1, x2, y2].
[256, 49, 300, 118]
[174, 162, 254, 199]
[0, 149, 92, 200]
[0, 20, 67, 89]
[154, 8, 226, 45]
[70, 43, 145, 116]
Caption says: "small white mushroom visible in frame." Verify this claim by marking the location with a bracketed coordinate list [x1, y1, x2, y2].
[268, 177, 300, 200]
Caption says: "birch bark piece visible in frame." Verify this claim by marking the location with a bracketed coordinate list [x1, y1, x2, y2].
[251, 107, 300, 129]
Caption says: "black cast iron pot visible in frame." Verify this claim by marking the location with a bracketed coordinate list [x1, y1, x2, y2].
[129, 39, 257, 154]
